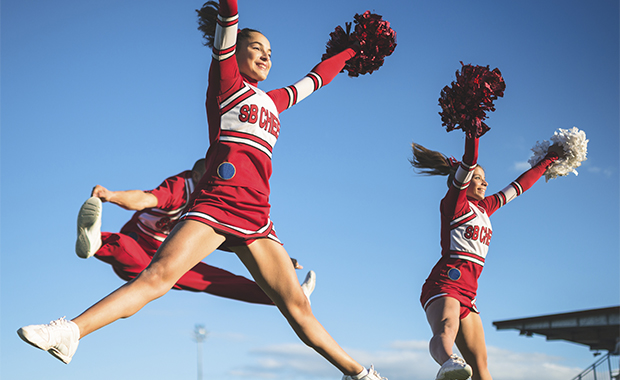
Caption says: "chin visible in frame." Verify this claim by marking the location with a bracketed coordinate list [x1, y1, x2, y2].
[251, 73, 268, 82]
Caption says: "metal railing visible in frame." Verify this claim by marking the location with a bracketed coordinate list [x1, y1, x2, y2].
[571, 352, 619, 380]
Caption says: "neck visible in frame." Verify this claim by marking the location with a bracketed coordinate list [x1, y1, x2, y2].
[467, 196, 481, 204]
[241, 74, 258, 87]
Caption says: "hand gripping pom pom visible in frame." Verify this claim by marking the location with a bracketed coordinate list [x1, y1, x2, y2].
[438, 62, 506, 138]
[322, 11, 397, 77]
[528, 127, 589, 181]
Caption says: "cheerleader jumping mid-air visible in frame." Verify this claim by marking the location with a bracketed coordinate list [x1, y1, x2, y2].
[412, 63, 584, 380]
[18, 1, 396, 379]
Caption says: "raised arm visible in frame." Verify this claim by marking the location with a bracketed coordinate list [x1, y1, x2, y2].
[91, 185, 158, 211]
[209, 0, 241, 97]
[440, 137, 479, 217]
[268, 48, 357, 113]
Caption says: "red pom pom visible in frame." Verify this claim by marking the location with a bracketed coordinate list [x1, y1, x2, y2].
[438, 62, 506, 138]
[323, 11, 397, 77]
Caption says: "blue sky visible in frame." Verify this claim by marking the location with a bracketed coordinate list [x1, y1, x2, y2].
[1, 1, 618, 379]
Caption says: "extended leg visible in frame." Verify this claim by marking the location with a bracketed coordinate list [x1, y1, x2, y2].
[232, 239, 366, 377]
[97, 232, 273, 305]
[175, 261, 274, 305]
[456, 312, 492, 380]
[425, 297, 462, 365]
[425, 297, 472, 380]
[73, 220, 225, 337]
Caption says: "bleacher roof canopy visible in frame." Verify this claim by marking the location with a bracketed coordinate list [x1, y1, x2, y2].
[493, 306, 620, 352]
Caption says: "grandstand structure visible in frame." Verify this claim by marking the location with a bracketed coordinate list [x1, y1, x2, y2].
[493, 306, 619, 380]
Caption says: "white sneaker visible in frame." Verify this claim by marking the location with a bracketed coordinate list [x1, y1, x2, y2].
[301, 270, 316, 300]
[76, 197, 102, 258]
[342, 365, 387, 380]
[436, 354, 472, 380]
[17, 317, 80, 364]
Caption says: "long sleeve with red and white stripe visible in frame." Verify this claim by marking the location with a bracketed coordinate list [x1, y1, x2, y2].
[122, 171, 195, 243]
[440, 137, 479, 220]
[207, 0, 356, 125]
[478, 151, 559, 216]
[267, 49, 356, 113]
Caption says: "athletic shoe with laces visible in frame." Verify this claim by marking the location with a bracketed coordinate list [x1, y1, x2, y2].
[342, 365, 387, 380]
[75, 197, 102, 259]
[436, 354, 473, 380]
[301, 270, 316, 300]
[17, 317, 80, 364]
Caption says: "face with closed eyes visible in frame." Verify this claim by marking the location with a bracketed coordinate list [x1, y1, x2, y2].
[467, 166, 487, 201]
[236, 31, 271, 82]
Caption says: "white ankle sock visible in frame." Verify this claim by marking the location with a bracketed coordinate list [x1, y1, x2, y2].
[352, 368, 368, 379]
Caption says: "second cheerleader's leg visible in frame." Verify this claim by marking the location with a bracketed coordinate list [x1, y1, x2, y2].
[232, 238, 365, 377]
[94, 232, 152, 282]
[455, 312, 492, 380]
[96, 232, 274, 305]
[175, 262, 274, 305]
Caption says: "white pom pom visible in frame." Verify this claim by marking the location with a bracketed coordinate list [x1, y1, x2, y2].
[528, 127, 589, 181]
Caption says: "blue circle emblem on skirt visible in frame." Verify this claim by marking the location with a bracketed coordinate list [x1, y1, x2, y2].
[217, 162, 236, 180]
[448, 268, 461, 281]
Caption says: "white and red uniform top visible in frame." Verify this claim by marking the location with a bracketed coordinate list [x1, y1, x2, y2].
[182, 0, 355, 243]
[422, 137, 559, 308]
[120, 171, 194, 252]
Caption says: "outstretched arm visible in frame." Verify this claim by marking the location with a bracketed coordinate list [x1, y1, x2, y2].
[481, 147, 560, 215]
[269, 48, 357, 113]
[91, 185, 158, 211]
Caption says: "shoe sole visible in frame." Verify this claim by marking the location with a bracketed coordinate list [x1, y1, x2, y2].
[301, 270, 316, 297]
[48, 348, 72, 364]
[439, 368, 473, 380]
[76, 197, 102, 259]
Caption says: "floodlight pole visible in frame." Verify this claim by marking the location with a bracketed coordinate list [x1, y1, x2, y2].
[193, 324, 208, 380]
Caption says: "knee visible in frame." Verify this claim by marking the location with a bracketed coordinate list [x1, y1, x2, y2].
[281, 294, 313, 324]
[135, 265, 176, 298]
[433, 320, 459, 340]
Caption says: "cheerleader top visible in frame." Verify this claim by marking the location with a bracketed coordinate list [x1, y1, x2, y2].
[201, 0, 356, 196]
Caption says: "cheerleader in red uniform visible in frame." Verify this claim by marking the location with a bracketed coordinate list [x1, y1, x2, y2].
[76, 158, 312, 305]
[18, 1, 388, 379]
[412, 136, 562, 380]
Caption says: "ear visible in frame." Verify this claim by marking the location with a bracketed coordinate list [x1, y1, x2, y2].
[192, 170, 202, 185]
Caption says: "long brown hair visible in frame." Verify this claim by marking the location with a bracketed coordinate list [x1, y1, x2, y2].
[196, 1, 261, 48]
[410, 142, 457, 187]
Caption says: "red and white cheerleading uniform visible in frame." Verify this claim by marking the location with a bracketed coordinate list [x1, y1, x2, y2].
[182, 0, 356, 248]
[420, 137, 559, 318]
[94, 171, 273, 305]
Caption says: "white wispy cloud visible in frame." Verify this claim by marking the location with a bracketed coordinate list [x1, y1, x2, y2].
[587, 165, 614, 178]
[227, 340, 584, 380]
[513, 161, 531, 171]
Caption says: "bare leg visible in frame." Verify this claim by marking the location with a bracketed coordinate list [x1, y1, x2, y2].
[73, 220, 226, 338]
[232, 239, 364, 376]
[456, 312, 492, 380]
[425, 297, 461, 365]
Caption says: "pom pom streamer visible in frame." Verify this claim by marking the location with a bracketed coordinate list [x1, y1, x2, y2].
[528, 127, 589, 181]
[323, 11, 397, 77]
[438, 63, 506, 138]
